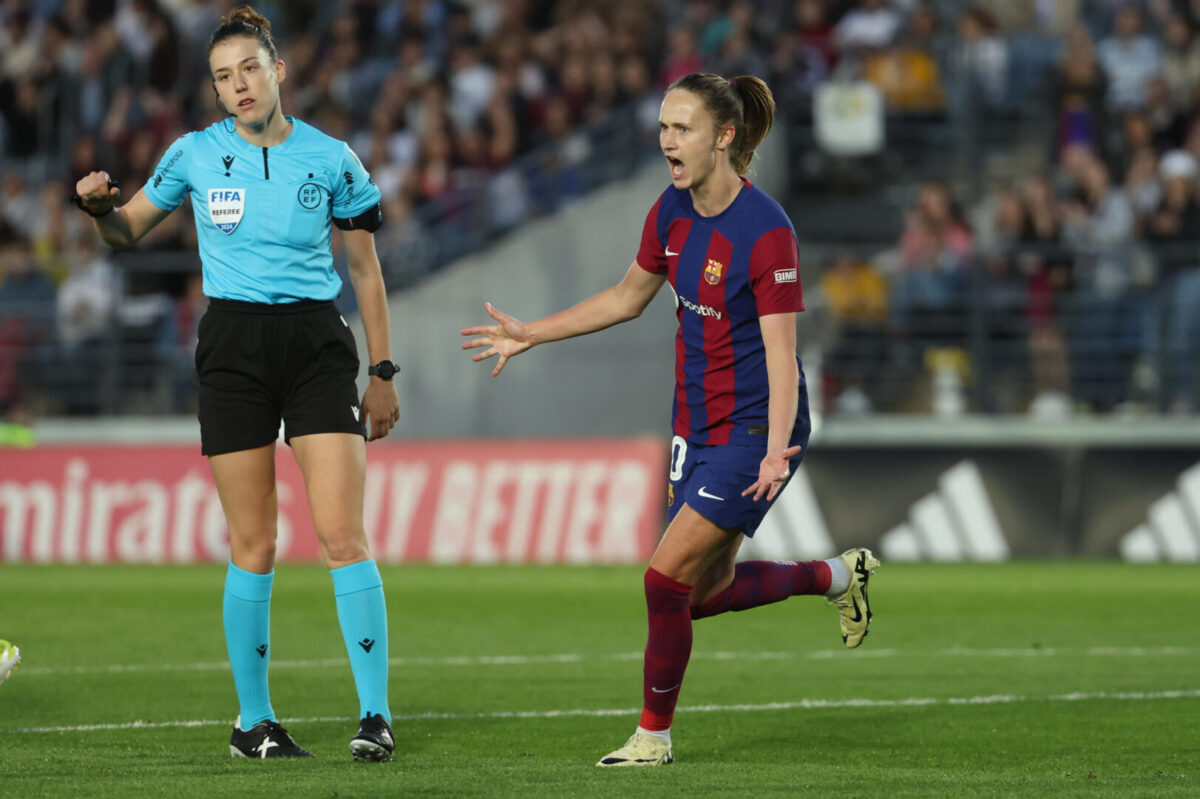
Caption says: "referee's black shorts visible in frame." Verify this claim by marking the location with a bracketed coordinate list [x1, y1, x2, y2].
[195, 298, 365, 456]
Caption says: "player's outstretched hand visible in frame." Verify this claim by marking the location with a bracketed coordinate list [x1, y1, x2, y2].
[362, 381, 400, 441]
[74, 171, 120, 215]
[741, 444, 804, 502]
[460, 302, 533, 377]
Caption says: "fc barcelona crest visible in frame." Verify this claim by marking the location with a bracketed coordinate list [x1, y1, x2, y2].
[703, 258, 724, 285]
[209, 188, 246, 235]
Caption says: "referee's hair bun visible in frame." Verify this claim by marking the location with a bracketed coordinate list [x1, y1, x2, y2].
[224, 5, 272, 35]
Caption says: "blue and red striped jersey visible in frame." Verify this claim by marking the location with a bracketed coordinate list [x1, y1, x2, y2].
[637, 180, 805, 447]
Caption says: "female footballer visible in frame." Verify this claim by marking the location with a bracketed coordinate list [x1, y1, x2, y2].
[74, 6, 399, 762]
[462, 73, 880, 767]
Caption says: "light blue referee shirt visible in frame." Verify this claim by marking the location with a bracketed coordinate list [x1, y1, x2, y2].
[143, 116, 381, 304]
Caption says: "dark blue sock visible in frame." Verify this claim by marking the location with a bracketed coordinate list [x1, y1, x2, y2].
[331, 559, 391, 722]
[223, 563, 275, 727]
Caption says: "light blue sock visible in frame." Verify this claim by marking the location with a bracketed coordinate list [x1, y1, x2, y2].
[331, 559, 391, 722]
[223, 563, 275, 727]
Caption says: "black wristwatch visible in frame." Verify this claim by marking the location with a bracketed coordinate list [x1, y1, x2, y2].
[368, 360, 400, 381]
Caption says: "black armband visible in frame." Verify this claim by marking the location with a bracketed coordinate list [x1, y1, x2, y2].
[333, 202, 383, 233]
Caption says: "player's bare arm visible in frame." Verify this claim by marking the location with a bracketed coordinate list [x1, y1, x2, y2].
[742, 311, 802, 502]
[343, 227, 400, 441]
[74, 171, 171, 249]
[461, 260, 665, 377]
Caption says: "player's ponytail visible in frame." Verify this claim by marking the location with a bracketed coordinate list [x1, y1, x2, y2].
[729, 76, 775, 175]
[667, 73, 776, 176]
[209, 4, 278, 63]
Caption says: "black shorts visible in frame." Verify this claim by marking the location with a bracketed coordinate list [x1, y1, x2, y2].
[195, 298, 365, 456]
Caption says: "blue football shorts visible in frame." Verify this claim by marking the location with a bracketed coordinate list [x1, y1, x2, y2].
[666, 435, 808, 537]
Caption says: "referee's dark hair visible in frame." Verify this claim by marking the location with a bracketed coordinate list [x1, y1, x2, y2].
[208, 5, 279, 63]
[667, 73, 776, 176]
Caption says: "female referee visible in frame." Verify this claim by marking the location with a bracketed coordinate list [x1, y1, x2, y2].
[462, 73, 880, 767]
[75, 6, 399, 762]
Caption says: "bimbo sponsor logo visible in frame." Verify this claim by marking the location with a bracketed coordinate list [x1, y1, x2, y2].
[774, 268, 797, 284]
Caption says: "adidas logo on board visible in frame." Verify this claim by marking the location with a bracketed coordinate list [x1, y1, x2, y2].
[1119, 462, 1200, 563]
[880, 460, 1009, 562]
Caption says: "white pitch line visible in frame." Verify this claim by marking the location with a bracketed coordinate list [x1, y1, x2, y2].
[4, 689, 1199, 735]
[14, 645, 1200, 678]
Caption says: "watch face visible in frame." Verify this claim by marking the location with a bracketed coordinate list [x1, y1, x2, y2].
[374, 361, 396, 379]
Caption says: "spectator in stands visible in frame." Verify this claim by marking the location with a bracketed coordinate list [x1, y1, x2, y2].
[585, 51, 621, 123]
[834, 0, 903, 57]
[795, 0, 837, 71]
[1161, 11, 1200, 112]
[0, 174, 39, 235]
[1107, 110, 1155, 184]
[976, 187, 1036, 412]
[1062, 151, 1134, 294]
[1049, 25, 1109, 161]
[448, 34, 496, 132]
[819, 251, 890, 414]
[1096, 5, 1162, 110]
[712, 22, 769, 80]
[658, 26, 704, 87]
[862, 8, 946, 114]
[953, 6, 1009, 110]
[1061, 152, 1139, 409]
[1123, 143, 1164, 227]
[529, 93, 592, 208]
[0, 223, 55, 416]
[1144, 74, 1190, 152]
[892, 182, 973, 344]
[1020, 175, 1074, 418]
[56, 233, 116, 353]
[0, 6, 39, 80]
[1144, 149, 1200, 410]
[49, 233, 116, 415]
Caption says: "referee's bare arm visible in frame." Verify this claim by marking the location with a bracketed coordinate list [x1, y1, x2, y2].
[74, 171, 171, 249]
[343, 226, 400, 439]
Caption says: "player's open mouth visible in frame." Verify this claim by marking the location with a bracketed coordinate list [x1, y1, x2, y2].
[667, 156, 683, 179]
[238, 99, 255, 109]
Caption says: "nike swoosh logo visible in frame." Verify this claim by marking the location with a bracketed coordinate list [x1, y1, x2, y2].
[849, 596, 864, 623]
[697, 486, 724, 501]
[665, 247, 680, 256]
[650, 683, 681, 694]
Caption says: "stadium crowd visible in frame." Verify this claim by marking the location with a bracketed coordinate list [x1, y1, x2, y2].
[3, 0, 1200, 420]
[812, 0, 1200, 417]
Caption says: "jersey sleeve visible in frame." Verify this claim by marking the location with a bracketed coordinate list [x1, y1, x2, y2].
[635, 195, 667, 275]
[142, 134, 192, 212]
[331, 142, 382, 220]
[749, 227, 804, 315]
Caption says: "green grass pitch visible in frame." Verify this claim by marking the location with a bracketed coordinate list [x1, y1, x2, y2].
[1, 562, 1197, 797]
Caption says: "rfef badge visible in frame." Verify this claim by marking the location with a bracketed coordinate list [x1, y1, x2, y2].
[209, 188, 246, 235]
